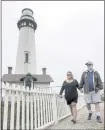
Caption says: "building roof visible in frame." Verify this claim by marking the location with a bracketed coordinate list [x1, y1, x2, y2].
[2, 74, 54, 83]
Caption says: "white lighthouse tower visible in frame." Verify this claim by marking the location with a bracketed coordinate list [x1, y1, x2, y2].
[15, 8, 37, 74]
[2, 8, 54, 90]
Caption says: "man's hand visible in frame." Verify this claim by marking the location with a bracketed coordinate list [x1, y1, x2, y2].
[95, 88, 99, 93]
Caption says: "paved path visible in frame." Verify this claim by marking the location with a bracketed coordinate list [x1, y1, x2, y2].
[48, 102, 104, 129]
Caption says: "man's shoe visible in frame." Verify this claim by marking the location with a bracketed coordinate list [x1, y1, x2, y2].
[71, 119, 76, 124]
[96, 116, 102, 123]
[88, 113, 92, 120]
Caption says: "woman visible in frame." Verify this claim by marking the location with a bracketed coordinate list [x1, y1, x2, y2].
[59, 71, 80, 124]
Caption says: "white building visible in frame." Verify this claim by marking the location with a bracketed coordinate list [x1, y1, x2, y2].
[2, 8, 53, 89]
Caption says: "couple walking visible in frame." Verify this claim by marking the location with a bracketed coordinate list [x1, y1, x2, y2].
[59, 61, 103, 124]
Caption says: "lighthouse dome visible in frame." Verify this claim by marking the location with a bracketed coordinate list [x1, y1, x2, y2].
[22, 8, 33, 16]
[17, 8, 37, 30]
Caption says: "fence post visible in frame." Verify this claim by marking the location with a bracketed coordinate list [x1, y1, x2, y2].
[3, 84, 9, 130]
[52, 94, 57, 122]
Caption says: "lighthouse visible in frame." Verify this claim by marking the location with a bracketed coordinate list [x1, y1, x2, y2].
[2, 8, 53, 89]
[15, 8, 37, 74]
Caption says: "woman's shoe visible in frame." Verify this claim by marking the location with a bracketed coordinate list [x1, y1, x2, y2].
[88, 113, 92, 120]
[71, 119, 76, 124]
[71, 119, 73, 122]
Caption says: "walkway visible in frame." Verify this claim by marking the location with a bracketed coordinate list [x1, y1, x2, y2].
[47, 102, 104, 129]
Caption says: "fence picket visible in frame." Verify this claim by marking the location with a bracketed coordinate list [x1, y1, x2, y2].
[10, 84, 15, 130]
[16, 86, 20, 130]
[43, 90, 46, 125]
[45, 90, 48, 124]
[22, 87, 25, 130]
[26, 88, 29, 130]
[30, 88, 33, 129]
[50, 95, 53, 122]
[49, 95, 52, 122]
[34, 89, 37, 129]
[40, 91, 43, 126]
[37, 88, 40, 127]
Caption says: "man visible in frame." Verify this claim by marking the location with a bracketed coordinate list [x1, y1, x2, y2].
[79, 61, 103, 123]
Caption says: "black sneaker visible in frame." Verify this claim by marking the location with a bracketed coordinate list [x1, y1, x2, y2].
[88, 113, 92, 120]
[96, 116, 102, 123]
[71, 119, 76, 124]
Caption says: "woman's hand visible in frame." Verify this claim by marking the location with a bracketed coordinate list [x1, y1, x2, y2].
[58, 95, 63, 98]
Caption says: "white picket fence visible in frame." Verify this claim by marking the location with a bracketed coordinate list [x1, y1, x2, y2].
[1, 83, 85, 130]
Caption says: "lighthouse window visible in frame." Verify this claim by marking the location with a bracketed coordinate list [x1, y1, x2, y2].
[25, 52, 29, 63]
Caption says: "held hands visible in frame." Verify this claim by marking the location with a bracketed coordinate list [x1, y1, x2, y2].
[80, 88, 84, 93]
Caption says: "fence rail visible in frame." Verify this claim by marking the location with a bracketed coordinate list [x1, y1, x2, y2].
[1, 83, 85, 130]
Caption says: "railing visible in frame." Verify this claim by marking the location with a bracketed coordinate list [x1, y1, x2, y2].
[1, 83, 85, 130]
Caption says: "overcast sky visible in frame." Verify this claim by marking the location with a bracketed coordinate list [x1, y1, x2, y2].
[2, 1, 104, 86]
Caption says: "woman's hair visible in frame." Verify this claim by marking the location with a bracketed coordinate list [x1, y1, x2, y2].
[67, 71, 73, 79]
